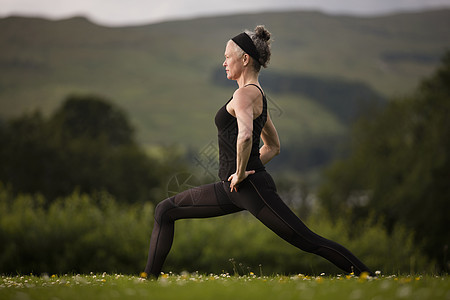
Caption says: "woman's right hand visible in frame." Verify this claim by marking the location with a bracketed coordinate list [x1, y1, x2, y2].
[228, 170, 255, 192]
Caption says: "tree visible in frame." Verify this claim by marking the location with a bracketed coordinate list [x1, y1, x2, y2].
[0, 94, 172, 204]
[51, 94, 134, 146]
[318, 51, 450, 271]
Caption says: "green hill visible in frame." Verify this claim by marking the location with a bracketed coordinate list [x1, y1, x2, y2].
[1, 10, 449, 173]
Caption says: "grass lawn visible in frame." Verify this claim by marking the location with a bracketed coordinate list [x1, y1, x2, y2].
[0, 272, 448, 300]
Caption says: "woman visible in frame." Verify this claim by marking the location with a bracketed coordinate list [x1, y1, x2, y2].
[144, 25, 373, 277]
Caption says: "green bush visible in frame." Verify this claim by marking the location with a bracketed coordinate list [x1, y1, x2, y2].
[0, 184, 153, 275]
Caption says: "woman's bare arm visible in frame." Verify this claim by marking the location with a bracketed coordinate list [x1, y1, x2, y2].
[227, 87, 257, 191]
[260, 112, 280, 165]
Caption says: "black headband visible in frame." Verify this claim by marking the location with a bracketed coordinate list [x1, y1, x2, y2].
[231, 32, 260, 62]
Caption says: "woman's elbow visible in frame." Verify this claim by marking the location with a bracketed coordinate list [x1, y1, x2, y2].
[238, 130, 253, 143]
[274, 145, 281, 156]
[269, 143, 280, 156]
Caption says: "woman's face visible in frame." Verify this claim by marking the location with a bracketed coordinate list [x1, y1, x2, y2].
[223, 41, 244, 80]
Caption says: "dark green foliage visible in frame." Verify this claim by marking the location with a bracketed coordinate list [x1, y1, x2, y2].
[270, 134, 349, 172]
[261, 72, 386, 125]
[381, 51, 441, 64]
[318, 52, 450, 271]
[0, 94, 177, 204]
[51, 94, 134, 146]
[0, 186, 153, 274]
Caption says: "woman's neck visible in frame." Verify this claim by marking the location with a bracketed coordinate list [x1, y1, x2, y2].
[236, 69, 259, 88]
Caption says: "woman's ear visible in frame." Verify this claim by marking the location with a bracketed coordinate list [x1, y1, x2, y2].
[243, 54, 249, 66]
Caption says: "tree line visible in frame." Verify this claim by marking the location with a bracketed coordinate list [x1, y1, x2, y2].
[0, 94, 185, 205]
[318, 51, 450, 272]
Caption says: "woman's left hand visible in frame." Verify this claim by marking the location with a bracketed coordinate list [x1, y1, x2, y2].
[228, 170, 255, 192]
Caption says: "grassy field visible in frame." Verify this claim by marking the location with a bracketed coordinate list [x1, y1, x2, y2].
[0, 273, 448, 300]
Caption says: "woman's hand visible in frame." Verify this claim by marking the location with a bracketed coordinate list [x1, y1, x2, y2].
[228, 170, 255, 192]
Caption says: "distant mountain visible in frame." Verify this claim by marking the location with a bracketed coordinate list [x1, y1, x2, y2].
[1, 10, 449, 173]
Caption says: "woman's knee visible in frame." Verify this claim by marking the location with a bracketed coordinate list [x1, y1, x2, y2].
[154, 197, 176, 224]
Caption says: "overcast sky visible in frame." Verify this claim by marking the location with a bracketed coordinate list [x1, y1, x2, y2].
[1, 0, 450, 26]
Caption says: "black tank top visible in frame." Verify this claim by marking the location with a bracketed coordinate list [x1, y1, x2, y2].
[214, 84, 267, 181]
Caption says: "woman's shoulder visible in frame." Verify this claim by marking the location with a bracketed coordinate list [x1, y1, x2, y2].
[232, 85, 261, 104]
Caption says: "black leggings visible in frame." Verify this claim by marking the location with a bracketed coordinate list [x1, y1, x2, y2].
[144, 171, 372, 277]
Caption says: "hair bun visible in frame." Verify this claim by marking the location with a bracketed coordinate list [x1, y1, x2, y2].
[254, 25, 271, 42]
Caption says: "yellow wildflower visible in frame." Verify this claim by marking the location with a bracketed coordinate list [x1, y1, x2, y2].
[360, 272, 369, 279]
[401, 278, 412, 283]
[358, 272, 370, 282]
[140, 272, 148, 279]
